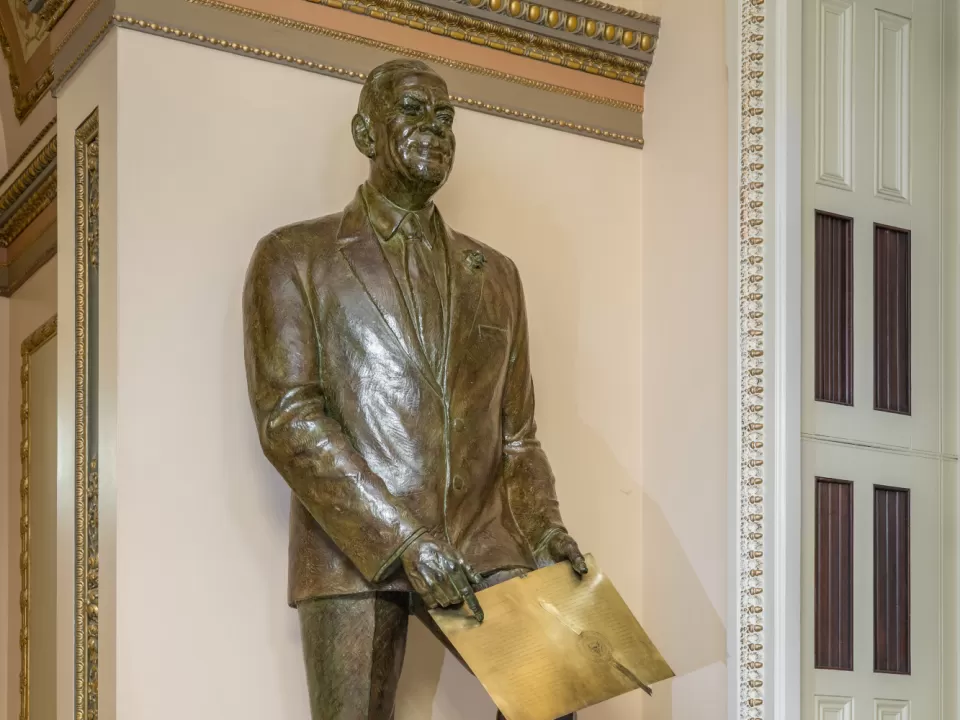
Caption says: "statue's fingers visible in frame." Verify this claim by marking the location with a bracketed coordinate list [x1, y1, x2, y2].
[560, 538, 588, 575]
[451, 569, 485, 623]
[454, 553, 483, 586]
[420, 587, 440, 609]
[408, 572, 433, 601]
[432, 570, 463, 608]
[421, 569, 454, 608]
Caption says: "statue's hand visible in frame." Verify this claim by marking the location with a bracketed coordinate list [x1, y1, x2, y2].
[533, 530, 588, 575]
[401, 533, 485, 622]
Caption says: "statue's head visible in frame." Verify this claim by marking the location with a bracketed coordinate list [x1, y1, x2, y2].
[352, 60, 456, 207]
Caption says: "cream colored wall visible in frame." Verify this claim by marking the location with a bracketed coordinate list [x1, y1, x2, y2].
[2, 258, 57, 720]
[28, 335, 57, 720]
[0, 295, 8, 720]
[52, 3, 726, 716]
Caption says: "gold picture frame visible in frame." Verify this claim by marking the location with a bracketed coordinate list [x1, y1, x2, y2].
[75, 106, 98, 720]
[18, 313, 57, 720]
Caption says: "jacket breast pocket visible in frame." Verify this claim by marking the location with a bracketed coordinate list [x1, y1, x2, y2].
[462, 324, 510, 395]
[478, 323, 509, 342]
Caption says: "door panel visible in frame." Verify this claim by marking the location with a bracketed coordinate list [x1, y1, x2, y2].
[801, 0, 944, 711]
[801, 441, 939, 716]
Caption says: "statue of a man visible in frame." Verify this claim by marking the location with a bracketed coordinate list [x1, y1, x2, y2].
[243, 59, 585, 720]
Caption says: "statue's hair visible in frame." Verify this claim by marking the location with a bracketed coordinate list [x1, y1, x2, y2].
[357, 59, 438, 118]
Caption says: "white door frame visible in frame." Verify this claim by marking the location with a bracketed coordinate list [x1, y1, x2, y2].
[726, 0, 803, 716]
[727, 0, 960, 716]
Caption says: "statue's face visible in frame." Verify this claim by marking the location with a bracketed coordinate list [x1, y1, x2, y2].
[373, 69, 456, 191]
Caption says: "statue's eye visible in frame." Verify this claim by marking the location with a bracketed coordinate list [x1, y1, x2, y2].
[400, 98, 423, 115]
[437, 110, 455, 125]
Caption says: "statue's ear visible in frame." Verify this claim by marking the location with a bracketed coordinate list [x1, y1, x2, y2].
[351, 113, 375, 158]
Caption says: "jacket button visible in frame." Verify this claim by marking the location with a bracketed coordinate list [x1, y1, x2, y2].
[453, 418, 466, 432]
[452, 475, 465, 491]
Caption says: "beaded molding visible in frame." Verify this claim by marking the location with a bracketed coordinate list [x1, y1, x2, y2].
[737, 0, 766, 713]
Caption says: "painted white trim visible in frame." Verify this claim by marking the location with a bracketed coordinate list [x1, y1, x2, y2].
[767, 0, 803, 716]
[728, 0, 803, 716]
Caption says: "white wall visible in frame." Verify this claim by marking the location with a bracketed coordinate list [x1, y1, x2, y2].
[0, 294, 7, 720]
[54, 6, 727, 717]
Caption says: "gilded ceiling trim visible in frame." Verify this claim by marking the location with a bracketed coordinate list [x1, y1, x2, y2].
[0, 0, 77, 122]
[564, 0, 658, 24]
[0, 23, 53, 121]
[424, 0, 657, 55]
[53, 0, 101, 57]
[300, 0, 651, 84]
[74, 106, 99, 720]
[53, 13, 109, 89]
[0, 117, 57, 189]
[109, 14, 642, 145]
[0, 169, 56, 245]
[181, 0, 643, 112]
[18, 313, 58, 720]
[452, 93, 639, 145]
[0, 119, 58, 295]
[29, 0, 78, 25]
[0, 134, 56, 217]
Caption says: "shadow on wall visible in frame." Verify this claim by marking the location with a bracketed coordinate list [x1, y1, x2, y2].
[390, 199, 724, 719]
[392, 430, 727, 720]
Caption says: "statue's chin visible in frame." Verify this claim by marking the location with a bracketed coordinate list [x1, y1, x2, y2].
[406, 163, 451, 189]
[396, 147, 452, 186]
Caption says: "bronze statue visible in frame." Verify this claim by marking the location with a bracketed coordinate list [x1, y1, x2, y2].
[243, 59, 585, 720]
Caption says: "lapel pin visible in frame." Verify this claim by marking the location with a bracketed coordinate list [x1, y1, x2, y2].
[464, 249, 486, 271]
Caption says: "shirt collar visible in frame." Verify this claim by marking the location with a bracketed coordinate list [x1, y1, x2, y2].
[361, 182, 435, 242]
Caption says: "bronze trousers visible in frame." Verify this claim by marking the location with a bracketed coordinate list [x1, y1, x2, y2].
[298, 592, 576, 720]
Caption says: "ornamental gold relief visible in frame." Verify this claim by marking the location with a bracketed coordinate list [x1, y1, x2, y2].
[458, 0, 657, 53]
[112, 12, 644, 146]
[18, 314, 58, 720]
[74, 107, 99, 720]
[304, 0, 656, 84]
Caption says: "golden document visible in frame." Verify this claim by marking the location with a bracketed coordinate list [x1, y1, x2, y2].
[430, 555, 673, 720]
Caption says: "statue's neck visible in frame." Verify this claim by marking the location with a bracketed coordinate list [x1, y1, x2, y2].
[367, 172, 436, 211]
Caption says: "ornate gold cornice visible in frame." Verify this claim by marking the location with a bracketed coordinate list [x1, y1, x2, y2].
[0, 170, 57, 246]
[53, 2, 645, 146]
[0, 132, 58, 251]
[0, 118, 57, 189]
[566, 0, 659, 24]
[0, 120, 58, 295]
[452, 93, 640, 144]
[37, 0, 79, 25]
[0, 136, 57, 220]
[0, 23, 53, 122]
[106, 14, 642, 145]
[54, 0, 102, 57]
[440, 0, 657, 54]
[182, 0, 643, 113]
[302, 0, 652, 84]
[54, 14, 111, 89]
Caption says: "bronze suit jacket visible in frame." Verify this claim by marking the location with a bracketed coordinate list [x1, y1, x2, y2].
[243, 188, 566, 605]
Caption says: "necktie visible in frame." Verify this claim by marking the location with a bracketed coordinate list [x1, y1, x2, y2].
[399, 214, 445, 375]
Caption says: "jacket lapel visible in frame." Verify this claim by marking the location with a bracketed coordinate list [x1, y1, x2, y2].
[443, 220, 487, 396]
[337, 190, 442, 397]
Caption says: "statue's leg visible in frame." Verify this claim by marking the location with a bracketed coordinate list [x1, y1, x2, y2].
[298, 592, 409, 720]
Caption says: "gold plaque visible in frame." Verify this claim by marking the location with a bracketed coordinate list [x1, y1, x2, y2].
[430, 555, 674, 720]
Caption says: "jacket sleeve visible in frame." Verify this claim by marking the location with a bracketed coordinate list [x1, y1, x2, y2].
[243, 232, 425, 583]
[500, 259, 567, 551]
